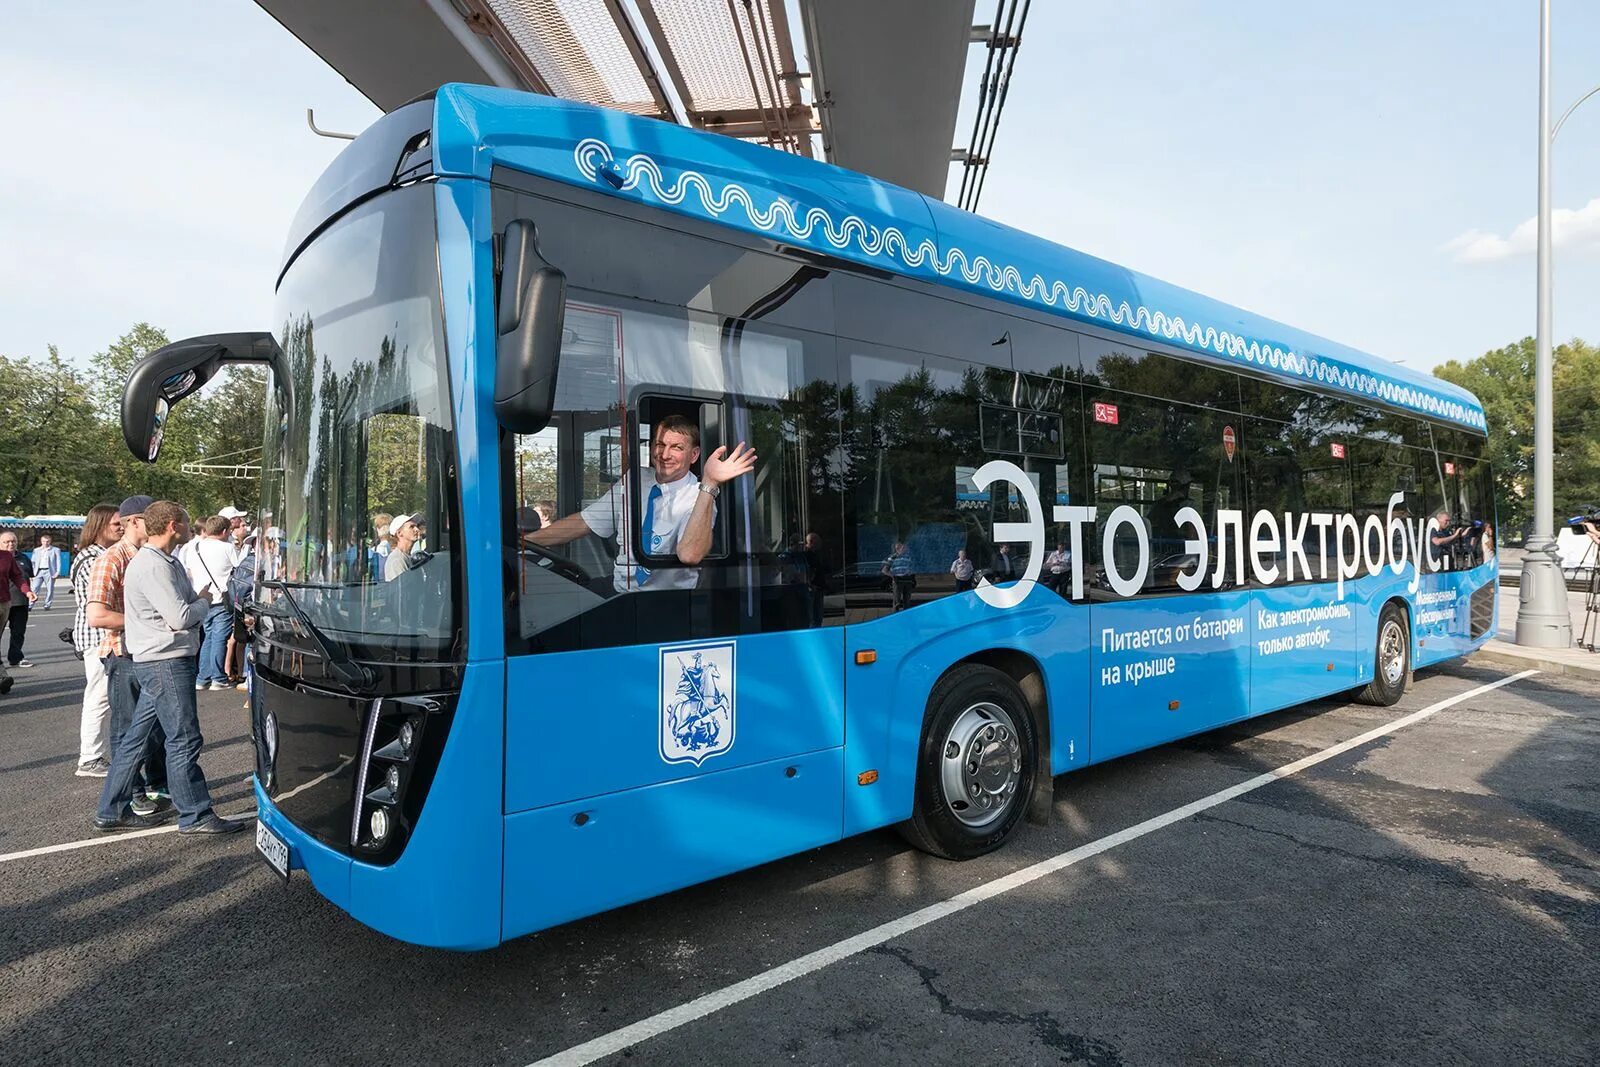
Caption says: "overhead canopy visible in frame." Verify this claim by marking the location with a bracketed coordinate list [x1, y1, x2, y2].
[255, 0, 979, 197]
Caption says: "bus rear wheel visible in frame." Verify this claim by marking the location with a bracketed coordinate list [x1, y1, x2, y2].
[1356, 603, 1409, 707]
[899, 664, 1036, 860]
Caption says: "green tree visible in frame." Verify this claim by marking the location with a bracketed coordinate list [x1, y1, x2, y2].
[0, 345, 104, 512]
[85, 322, 268, 517]
[1434, 336, 1600, 536]
[0, 323, 269, 518]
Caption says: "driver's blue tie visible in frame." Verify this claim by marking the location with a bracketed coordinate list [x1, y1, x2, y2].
[635, 484, 662, 586]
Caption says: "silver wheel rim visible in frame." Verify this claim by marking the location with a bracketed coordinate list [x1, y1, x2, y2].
[1379, 618, 1406, 686]
[939, 702, 1023, 829]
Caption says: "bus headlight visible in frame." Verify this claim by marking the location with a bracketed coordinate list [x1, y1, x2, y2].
[369, 807, 390, 843]
[262, 712, 279, 788]
[398, 719, 415, 755]
[385, 765, 400, 793]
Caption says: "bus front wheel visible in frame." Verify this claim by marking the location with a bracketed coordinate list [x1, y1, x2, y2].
[899, 664, 1037, 860]
[1356, 603, 1410, 707]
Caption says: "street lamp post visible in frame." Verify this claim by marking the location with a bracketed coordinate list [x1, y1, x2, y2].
[1517, 0, 1575, 647]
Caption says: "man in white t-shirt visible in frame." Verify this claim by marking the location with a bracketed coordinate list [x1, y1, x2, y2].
[526, 415, 757, 593]
[184, 515, 238, 690]
[218, 506, 249, 565]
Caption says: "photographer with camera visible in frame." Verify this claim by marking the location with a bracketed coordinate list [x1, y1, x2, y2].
[1571, 509, 1600, 652]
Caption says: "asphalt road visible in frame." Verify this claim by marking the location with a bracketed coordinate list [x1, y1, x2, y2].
[1, 599, 1596, 1065]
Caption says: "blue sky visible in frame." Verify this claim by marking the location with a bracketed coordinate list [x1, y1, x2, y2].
[4, 2, 1600, 374]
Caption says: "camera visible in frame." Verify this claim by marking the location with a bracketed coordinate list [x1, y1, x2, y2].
[1564, 506, 1600, 528]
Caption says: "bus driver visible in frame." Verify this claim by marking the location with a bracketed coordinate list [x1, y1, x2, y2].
[526, 415, 757, 592]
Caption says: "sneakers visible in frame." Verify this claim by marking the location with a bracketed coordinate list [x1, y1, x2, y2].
[0, 677, 12, 695]
[13, 659, 32, 668]
[146, 786, 171, 802]
[94, 807, 176, 832]
[208, 680, 231, 691]
[75, 758, 111, 778]
[129, 794, 159, 817]
[179, 814, 248, 835]
[195, 680, 208, 690]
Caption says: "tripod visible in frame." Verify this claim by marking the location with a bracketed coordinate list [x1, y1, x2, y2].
[1578, 538, 1600, 652]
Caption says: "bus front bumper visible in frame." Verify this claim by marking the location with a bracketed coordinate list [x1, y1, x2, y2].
[253, 776, 353, 913]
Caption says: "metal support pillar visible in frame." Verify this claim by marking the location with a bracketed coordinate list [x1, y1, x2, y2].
[1517, 0, 1574, 648]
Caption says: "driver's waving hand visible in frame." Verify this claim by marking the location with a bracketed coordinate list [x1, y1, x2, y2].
[525, 415, 757, 592]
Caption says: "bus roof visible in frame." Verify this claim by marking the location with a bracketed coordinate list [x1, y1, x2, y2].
[430, 84, 1486, 433]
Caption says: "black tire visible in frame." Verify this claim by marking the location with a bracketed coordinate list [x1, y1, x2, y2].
[898, 664, 1037, 860]
[1356, 602, 1409, 706]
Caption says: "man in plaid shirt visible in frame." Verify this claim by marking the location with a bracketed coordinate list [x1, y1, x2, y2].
[86, 496, 168, 811]
[70, 504, 124, 776]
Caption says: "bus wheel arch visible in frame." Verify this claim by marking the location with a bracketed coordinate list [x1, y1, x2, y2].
[898, 650, 1048, 860]
[1356, 598, 1411, 707]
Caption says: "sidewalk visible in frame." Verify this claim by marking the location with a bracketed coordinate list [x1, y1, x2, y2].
[1470, 582, 1600, 682]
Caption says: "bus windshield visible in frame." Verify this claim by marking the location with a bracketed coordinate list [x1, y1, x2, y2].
[259, 181, 462, 664]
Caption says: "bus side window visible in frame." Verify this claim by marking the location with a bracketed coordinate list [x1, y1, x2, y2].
[507, 301, 626, 638]
[1244, 416, 1352, 585]
[842, 344, 1000, 620]
[1085, 391, 1243, 594]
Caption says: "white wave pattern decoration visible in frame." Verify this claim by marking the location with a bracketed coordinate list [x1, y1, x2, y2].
[573, 138, 1484, 430]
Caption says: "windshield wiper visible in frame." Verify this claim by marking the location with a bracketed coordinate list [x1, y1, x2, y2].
[255, 579, 378, 692]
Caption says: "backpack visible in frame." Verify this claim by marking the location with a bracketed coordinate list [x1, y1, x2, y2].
[228, 552, 256, 613]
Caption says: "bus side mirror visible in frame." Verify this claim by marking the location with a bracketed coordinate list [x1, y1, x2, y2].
[495, 219, 566, 434]
[121, 332, 289, 462]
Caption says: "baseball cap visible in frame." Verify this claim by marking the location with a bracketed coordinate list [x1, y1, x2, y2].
[388, 513, 420, 537]
[218, 505, 247, 520]
[117, 495, 154, 519]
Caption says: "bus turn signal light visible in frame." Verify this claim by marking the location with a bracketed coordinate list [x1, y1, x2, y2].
[854, 650, 876, 665]
[857, 770, 879, 786]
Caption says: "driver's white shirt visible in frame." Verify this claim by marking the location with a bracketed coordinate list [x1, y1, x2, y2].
[581, 468, 710, 593]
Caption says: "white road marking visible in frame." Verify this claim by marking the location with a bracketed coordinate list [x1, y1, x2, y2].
[529, 669, 1539, 1067]
[0, 810, 258, 864]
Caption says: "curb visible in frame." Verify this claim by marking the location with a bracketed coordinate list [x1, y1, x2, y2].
[1469, 646, 1600, 683]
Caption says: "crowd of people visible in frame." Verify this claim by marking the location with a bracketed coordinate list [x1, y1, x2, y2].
[0, 498, 259, 836]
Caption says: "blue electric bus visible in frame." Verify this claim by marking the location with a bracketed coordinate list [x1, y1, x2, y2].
[122, 84, 1497, 949]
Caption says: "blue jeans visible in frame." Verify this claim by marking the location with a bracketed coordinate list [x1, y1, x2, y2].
[97, 657, 215, 828]
[104, 653, 166, 791]
[197, 604, 232, 685]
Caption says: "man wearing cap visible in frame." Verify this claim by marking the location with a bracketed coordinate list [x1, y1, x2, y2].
[0, 535, 36, 695]
[384, 514, 422, 581]
[218, 506, 249, 565]
[97, 500, 244, 835]
[86, 496, 167, 817]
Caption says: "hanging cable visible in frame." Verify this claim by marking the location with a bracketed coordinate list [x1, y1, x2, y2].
[957, 0, 1030, 212]
[953, 1, 1004, 207]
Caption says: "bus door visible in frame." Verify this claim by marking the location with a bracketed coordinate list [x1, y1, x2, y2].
[1246, 425, 1360, 713]
[500, 297, 845, 935]
[834, 349, 1094, 835]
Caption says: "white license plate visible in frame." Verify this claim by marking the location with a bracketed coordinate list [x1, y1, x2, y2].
[256, 819, 290, 881]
